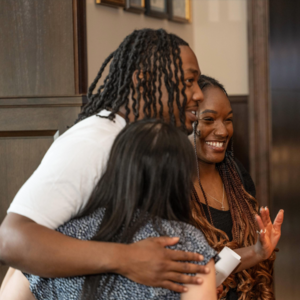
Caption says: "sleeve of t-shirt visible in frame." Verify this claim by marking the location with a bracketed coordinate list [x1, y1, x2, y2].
[7, 125, 117, 229]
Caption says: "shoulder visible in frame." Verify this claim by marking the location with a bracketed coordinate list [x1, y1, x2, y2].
[234, 158, 256, 198]
[134, 219, 219, 266]
[56, 208, 105, 240]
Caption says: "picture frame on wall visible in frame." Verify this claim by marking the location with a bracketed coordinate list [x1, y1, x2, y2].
[125, 0, 145, 13]
[95, 0, 125, 8]
[145, 0, 168, 19]
[168, 0, 191, 23]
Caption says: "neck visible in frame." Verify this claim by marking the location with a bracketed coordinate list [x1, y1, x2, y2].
[198, 160, 218, 181]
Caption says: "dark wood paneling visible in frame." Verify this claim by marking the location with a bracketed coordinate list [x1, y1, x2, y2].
[247, 0, 271, 207]
[270, 0, 300, 298]
[229, 96, 249, 171]
[73, 0, 88, 94]
[0, 0, 75, 96]
[0, 97, 83, 282]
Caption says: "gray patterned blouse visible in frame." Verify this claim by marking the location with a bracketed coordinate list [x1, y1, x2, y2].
[25, 208, 218, 300]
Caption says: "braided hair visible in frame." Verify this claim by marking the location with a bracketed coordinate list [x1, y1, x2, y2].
[191, 75, 275, 299]
[76, 29, 189, 129]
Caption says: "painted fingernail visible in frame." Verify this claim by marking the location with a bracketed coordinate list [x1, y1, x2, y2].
[260, 207, 264, 212]
[265, 206, 268, 210]
[260, 229, 264, 234]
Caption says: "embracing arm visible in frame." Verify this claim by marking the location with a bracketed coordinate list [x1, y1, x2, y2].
[233, 207, 284, 273]
[0, 213, 209, 293]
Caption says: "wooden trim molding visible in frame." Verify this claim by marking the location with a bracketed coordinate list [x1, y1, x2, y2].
[73, 0, 88, 95]
[0, 96, 85, 108]
[247, 0, 271, 206]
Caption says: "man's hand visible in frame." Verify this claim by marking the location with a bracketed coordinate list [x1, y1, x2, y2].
[117, 236, 209, 293]
[255, 207, 284, 260]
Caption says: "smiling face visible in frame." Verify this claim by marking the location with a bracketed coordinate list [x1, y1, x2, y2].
[173, 46, 203, 134]
[195, 86, 233, 164]
[129, 45, 203, 134]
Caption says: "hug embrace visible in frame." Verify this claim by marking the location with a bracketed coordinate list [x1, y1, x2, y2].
[0, 29, 283, 300]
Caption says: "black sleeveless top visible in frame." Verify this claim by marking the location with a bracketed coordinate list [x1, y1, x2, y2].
[202, 158, 256, 300]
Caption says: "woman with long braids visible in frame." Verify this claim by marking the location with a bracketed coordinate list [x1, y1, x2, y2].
[0, 29, 205, 299]
[23, 119, 219, 300]
[190, 75, 284, 299]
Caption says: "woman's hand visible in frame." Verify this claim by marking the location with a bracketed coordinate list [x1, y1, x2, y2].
[254, 207, 284, 260]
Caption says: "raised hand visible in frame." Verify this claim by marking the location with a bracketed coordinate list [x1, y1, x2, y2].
[254, 207, 284, 260]
[117, 236, 210, 293]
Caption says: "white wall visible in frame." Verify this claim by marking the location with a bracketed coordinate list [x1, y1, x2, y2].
[86, 0, 248, 95]
[192, 0, 248, 95]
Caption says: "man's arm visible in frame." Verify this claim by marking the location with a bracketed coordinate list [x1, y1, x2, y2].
[0, 213, 209, 293]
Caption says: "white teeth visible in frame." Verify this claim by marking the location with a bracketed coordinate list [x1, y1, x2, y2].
[191, 111, 196, 115]
[206, 141, 224, 148]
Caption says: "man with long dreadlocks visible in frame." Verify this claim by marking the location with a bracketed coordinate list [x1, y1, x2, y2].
[190, 75, 284, 300]
[0, 29, 206, 299]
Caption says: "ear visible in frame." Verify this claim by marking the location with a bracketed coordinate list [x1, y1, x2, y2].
[132, 70, 144, 87]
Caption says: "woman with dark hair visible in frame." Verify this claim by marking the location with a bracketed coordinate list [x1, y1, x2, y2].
[190, 75, 283, 299]
[0, 28, 205, 299]
[24, 119, 219, 300]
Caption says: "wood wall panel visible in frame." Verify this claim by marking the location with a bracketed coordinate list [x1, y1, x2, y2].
[229, 96, 249, 171]
[0, 0, 75, 96]
[269, 0, 300, 297]
[0, 133, 58, 280]
[0, 96, 82, 282]
[247, 0, 271, 207]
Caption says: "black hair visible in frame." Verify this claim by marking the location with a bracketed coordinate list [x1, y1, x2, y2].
[76, 29, 190, 130]
[198, 74, 228, 97]
[78, 119, 197, 299]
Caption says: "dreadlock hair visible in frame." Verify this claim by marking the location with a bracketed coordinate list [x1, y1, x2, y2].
[191, 75, 276, 300]
[75, 119, 197, 299]
[76, 28, 189, 130]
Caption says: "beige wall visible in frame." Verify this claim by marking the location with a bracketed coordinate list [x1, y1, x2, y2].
[86, 0, 248, 95]
[192, 0, 248, 95]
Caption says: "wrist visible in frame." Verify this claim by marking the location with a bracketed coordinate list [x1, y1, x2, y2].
[93, 242, 128, 275]
[253, 243, 265, 262]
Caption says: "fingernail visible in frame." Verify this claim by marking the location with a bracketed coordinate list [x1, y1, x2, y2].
[260, 207, 263, 212]
[265, 206, 268, 210]
[205, 267, 210, 273]
[196, 278, 203, 284]
[199, 255, 204, 261]
[260, 229, 264, 234]
[183, 287, 188, 292]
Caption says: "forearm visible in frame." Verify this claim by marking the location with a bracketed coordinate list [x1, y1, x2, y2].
[233, 245, 263, 273]
[0, 213, 123, 277]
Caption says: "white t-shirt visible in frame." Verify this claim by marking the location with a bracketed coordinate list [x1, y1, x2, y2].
[7, 110, 126, 229]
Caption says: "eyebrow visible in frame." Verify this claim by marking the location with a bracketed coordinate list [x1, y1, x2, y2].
[201, 109, 217, 114]
[201, 109, 233, 115]
[185, 68, 199, 75]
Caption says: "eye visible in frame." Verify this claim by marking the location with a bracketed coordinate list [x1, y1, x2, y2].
[226, 118, 233, 123]
[185, 78, 194, 86]
[201, 117, 214, 122]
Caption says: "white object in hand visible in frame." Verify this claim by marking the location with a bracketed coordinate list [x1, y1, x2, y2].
[215, 247, 241, 287]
